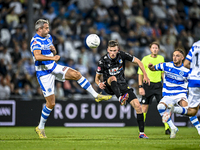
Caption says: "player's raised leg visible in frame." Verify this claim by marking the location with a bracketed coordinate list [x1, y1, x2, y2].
[106, 76, 128, 105]
[65, 68, 112, 101]
[167, 105, 200, 135]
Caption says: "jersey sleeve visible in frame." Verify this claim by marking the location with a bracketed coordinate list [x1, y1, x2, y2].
[154, 62, 165, 71]
[185, 47, 193, 62]
[161, 55, 165, 73]
[96, 58, 104, 74]
[120, 51, 135, 62]
[31, 39, 42, 51]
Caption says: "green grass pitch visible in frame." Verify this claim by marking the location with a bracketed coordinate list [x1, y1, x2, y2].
[0, 127, 200, 150]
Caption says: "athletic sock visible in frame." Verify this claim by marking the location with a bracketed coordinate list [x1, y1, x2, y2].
[167, 118, 176, 129]
[189, 116, 200, 132]
[157, 103, 166, 116]
[110, 81, 120, 98]
[143, 112, 147, 122]
[137, 113, 144, 132]
[173, 106, 188, 115]
[38, 105, 52, 129]
[157, 103, 174, 129]
[77, 76, 98, 98]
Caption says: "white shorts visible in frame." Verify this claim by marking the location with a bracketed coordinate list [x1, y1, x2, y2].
[160, 93, 188, 107]
[188, 87, 200, 108]
[38, 64, 69, 97]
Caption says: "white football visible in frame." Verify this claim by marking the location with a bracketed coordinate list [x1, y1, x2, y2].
[86, 34, 100, 48]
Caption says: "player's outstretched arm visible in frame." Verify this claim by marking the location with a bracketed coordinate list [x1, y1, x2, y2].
[34, 50, 60, 61]
[183, 59, 190, 69]
[50, 45, 57, 55]
[133, 57, 150, 85]
[95, 74, 106, 89]
[148, 63, 156, 71]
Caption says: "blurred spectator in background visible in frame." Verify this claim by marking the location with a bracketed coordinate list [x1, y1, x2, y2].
[0, 59, 7, 76]
[6, 8, 19, 29]
[0, 46, 12, 71]
[21, 40, 32, 63]
[189, 1, 200, 19]
[194, 21, 200, 41]
[9, 0, 24, 16]
[163, 37, 174, 61]
[167, 4, 179, 24]
[0, 26, 11, 47]
[23, 58, 35, 77]
[11, 44, 22, 65]
[0, 76, 11, 99]
[33, 86, 43, 98]
[21, 83, 32, 101]
[124, 61, 137, 81]
[55, 82, 65, 100]
[152, 0, 167, 19]
[43, 6, 57, 23]
[11, 26, 24, 47]
[75, 57, 88, 77]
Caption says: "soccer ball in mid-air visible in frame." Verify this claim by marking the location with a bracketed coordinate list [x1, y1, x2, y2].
[86, 34, 100, 48]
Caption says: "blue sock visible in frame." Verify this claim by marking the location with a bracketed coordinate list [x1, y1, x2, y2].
[38, 105, 52, 129]
[77, 76, 98, 97]
[189, 116, 200, 131]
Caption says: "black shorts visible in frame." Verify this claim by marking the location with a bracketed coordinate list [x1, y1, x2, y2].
[104, 82, 137, 103]
[140, 82, 162, 105]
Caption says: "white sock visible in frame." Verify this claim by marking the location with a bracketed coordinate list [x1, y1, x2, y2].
[140, 132, 144, 134]
[157, 104, 176, 129]
[77, 76, 98, 98]
[174, 106, 187, 115]
[157, 103, 166, 116]
[38, 106, 52, 129]
[167, 118, 177, 129]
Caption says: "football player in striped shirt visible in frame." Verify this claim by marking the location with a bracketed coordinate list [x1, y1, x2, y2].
[164, 41, 200, 136]
[149, 48, 200, 138]
[31, 19, 112, 138]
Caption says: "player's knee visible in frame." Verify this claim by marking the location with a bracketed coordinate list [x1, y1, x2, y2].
[110, 76, 117, 82]
[188, 108, 198, 116]
[157, 103, 166, 110]
[130, 99, 142, 113]
[46, 102, 55, 109]
[74, 71, 82, 80]
[50, 102, 55, 108]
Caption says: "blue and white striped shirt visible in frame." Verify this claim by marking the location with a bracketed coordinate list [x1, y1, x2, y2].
[186, 40, 200, 87]
[154, 62, 190, 96]
[30, 33, 57, 78]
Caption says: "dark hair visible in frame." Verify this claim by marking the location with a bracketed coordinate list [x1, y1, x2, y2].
[108, 40, 118, 47]
[149, 42, 160, 49]
[174, 48, 185, 57]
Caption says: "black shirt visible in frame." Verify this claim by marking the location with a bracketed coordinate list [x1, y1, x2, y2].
[96, 51, 134, 84]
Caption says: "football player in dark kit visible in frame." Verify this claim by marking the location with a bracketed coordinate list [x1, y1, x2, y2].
[95, 40, 150, 138]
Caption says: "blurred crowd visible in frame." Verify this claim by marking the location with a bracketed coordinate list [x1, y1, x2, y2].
[0, 0, 200, 100]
